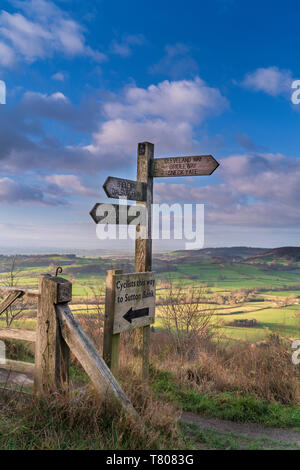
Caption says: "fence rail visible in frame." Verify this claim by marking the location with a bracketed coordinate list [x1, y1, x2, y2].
[0, 328, 36, 342]
[0, 287, 40, 298]
[0, 274, 135, 416]
[1, 359, 35, 375]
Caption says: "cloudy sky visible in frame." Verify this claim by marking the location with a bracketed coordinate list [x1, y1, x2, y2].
[1, 0, 300, 252]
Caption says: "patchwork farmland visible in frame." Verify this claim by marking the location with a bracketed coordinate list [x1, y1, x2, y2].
[1, 246, 300, 344]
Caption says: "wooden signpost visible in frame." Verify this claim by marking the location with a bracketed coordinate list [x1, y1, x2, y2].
[103, 176, 147, 202]
[113, 271, 155, 334]
[103, 270, 156, 377]
[90, 142, 219, 381]
[90, 202, 146, 225]
[152, 155, 219, 178]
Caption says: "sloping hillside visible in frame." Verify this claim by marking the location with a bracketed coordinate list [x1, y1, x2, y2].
[245, 247, 300, 263]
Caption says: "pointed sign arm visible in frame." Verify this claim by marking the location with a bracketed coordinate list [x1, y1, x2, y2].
[89, 203, 146, 225]
[103, 176, 147, 202]
[151, 155, 220, 177]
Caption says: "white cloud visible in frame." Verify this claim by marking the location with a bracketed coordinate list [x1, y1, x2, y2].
[19, 90, 74, 121]
[0, 77, 228, 176]
[86, 77, 228, 159]
[0, 0, 106, 66]
[110, 34, 145, 57]
[0, 40, 15, 65]
[0, 176, 65, 205]
[241, 66, 293, 97]
[0, 173, 96, 206]
[50, 91, 68, 101]
[51, 72, 65, 81]
[155, 152, 300, 228]
[45, 174, 97, 197]
[23, 90, 69, 102]
[150, 43, 199, 78]
[103, 77, 224, 122]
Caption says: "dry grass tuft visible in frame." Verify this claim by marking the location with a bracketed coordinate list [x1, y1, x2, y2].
[0, 379, 181, 450]
[152, 332, 300, 405]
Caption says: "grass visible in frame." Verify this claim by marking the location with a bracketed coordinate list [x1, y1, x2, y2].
[0, 372, 185, 450]
[221, 326, 267, 342]
[156, 302, 300, 342]
[152, 370, 300, 428]
[266, 290, 300, 297]
[1, 327, 300, 449]
[217, 305, 300, 341]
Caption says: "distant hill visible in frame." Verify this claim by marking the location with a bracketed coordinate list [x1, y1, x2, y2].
[1, 247, 300, 277]
[245, 247, 300, 263]
[172, 247, 269, 261]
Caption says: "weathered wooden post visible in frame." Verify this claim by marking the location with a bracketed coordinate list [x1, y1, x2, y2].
[134, 142, 154, 381]
[35, 274, 72, 395]
[103, 269, 123, 377]
[90, 140, 220, 384]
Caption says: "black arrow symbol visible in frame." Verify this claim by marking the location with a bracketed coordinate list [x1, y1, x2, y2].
[123, 307, 149, 324]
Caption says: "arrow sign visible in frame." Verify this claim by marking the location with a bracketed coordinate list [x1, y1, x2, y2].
[103, 177, 147, 202]
[123, 306, 149, 324]
[90, 203, 146, 225]
[152, 155, 219, 178]
[113, 272, 156, 334]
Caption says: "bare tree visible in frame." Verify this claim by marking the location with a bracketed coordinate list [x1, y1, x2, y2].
[0, 257, 27, 327]
[76, 277, 105, 351]
[159, 278, 216, 359]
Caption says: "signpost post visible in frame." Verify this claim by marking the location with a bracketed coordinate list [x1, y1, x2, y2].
[103, 269, 122, 377]
[133, 142, 154, 381]
[90, 141, 220, 381]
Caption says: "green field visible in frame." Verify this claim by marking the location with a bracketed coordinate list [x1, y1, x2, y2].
[1, 248, 300, 343]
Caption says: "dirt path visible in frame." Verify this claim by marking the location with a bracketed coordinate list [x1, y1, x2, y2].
[181, 412, 300, 449]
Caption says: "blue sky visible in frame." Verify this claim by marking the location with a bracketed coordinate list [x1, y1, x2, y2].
[1, 0, 300, 252]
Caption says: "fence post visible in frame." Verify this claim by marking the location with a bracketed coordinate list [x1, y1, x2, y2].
[103, 269, 123, 377]
[35, 274, 72, 396]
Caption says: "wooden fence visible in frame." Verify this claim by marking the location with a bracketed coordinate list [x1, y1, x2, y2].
[0, 274, 135, 415]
